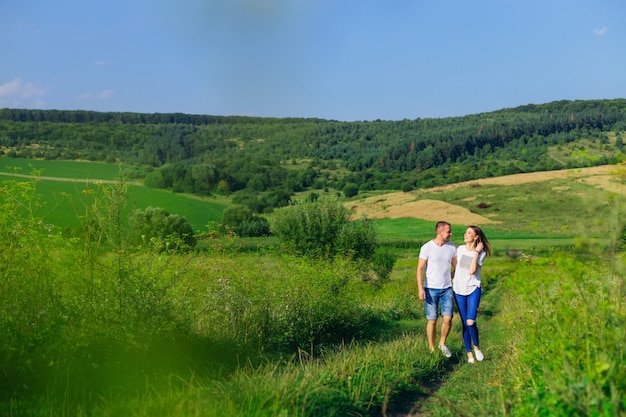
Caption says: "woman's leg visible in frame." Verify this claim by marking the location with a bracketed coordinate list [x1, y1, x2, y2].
[465, 287, 482, 348]
[454, 293, 472, 352]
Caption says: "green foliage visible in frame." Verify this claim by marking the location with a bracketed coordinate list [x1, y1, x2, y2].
[498, 255, 626, 417]
[170, 254, 378, 354]
[221, 204, 270, 237]
[143, 169, 166, 188]
[370, 249, 397, 283]
[343, 183, 358, 198]
[128, 206, 196, 251]
[2, 100, 626, 208]
[0, 176, 68, 398]
[2, 133, 626, 416]
[271, 197, 377, 261]
[336, 218, 377, 260]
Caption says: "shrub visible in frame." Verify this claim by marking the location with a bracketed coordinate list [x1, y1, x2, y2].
[170, 254, 377, 354]
[343, 184, 358, 198]
[221, 204, 270, 237]
[238, 217, 271, 237]
[371, 249, 397, 283]
[143, 169, 166, 188]
[336, 218, 376, 260]
[271, 197, 376, 261]
[129, 206, 196, 251]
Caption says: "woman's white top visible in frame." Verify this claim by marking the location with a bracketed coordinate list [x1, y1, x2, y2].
[453, 245, 486, 296]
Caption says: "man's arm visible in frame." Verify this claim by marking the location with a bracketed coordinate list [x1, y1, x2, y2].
[451, 255, 458, 279]
[416, 258, 427, 300]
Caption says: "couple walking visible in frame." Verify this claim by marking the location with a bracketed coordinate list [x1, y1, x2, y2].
[416, 221, 492, 364]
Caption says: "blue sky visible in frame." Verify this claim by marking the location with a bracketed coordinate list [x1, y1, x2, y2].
[1, 0, 624, 121]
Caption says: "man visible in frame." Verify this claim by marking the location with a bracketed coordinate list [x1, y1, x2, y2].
[416, 221, 457, 357]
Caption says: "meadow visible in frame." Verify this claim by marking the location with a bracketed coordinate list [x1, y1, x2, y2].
[0, 159, 625, 416]
[0, 158, 226, 232]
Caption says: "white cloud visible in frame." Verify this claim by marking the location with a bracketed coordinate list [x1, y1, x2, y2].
[0, 78, 49, 107]
[0, 78, 22, 97]
[77, 89, 115, 100]
[594, 26, 609, 36]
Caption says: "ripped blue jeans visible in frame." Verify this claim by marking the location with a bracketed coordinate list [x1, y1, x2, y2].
[454, 287, 482, 352]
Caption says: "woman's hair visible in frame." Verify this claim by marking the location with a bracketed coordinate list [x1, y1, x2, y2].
[469, 225, 492, 256]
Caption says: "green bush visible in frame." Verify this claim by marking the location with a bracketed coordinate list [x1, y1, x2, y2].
[336, 219, 377, 260]
[371, 249, 397, 283]
[343, 184, 358, 198]
[271, 197, 376, 261]
[128, 206, 196, 251]
[221, 204, 270, 237]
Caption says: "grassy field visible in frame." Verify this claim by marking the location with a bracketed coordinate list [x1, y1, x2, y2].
[1, 160, 625, 416]
[0, 158, 226, 232]
[0, 157, 133, 180]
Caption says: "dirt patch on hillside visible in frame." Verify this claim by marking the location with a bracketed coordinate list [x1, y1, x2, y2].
[347, 164, 626, 222]
[349, 198, 498, 225]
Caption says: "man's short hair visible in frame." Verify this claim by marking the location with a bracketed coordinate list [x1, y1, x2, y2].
[435, 221, 450, 232]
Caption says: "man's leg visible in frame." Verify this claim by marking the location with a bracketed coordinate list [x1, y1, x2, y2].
[439, 315, 452, 348]
[424, 288, 439, 352]
[439, 287, 454, 348]
[426, 319, 437, 352]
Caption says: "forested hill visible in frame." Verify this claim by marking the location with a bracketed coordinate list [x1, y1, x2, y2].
[1, 99, 625, 213]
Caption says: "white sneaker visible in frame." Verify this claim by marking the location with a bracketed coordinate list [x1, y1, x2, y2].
[474, 348, 484, 361]
[439, 345, 452, 358]
[468, 357, 475, 364]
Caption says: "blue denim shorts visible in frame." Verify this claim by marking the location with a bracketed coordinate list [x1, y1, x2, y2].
[424, 287, 454, 320]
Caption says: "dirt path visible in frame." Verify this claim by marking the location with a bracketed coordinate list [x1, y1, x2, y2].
[0, 171, 142, 186]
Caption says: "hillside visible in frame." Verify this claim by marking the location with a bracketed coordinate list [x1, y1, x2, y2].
[1, 99, 625, 215]
[347, 164, 626, 223]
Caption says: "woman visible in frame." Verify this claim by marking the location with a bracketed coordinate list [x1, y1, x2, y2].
[453, 225, 492, 363]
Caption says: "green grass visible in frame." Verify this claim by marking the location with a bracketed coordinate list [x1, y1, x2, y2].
[373, 218, 582, 255]
[0, 159, 226, 233]
[414, 253, 626, 417]
[1, 159, 625, 416]
[28, 180, 225, 233]
[0, 157, 130, 180]
[416, 178, 614, 237]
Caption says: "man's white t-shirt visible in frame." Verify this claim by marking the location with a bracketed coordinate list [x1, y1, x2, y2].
[418, 240, 457, 289]
[453, 245, 486, 295]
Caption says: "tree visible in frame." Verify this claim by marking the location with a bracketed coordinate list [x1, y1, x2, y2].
[343, 184, 358, 198]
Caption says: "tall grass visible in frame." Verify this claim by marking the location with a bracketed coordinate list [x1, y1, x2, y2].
[2, 169, 626, 416]
[401, 252, 625, 417]
[1, 175, 439, 416]
[502, 254, 625, 416]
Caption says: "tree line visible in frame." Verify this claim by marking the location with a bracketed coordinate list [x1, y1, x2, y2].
[1, 99, 625, 213]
